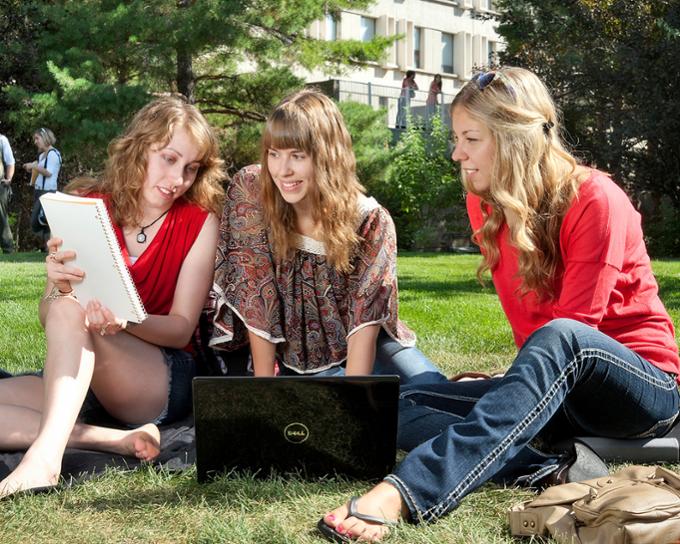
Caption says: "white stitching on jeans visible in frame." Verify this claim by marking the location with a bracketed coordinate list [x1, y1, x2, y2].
[424, 357, 580, 520]
[384, 474, 425, 522]
[419, 347, 676, 521]
[519, 463, 558, 487]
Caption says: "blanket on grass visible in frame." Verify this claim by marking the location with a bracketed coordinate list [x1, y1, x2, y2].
[0, 417, 197, 483]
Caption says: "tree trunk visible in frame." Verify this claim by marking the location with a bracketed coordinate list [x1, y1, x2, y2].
[177, 46, 195, 103]
[176, 0, 195, 103]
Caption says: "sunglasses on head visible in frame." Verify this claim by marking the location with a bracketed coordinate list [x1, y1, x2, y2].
[470, 72, 555, 134]
[472, 71, 517, 99]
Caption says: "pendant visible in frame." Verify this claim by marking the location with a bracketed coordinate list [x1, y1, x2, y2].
[137, 231, 147, 244]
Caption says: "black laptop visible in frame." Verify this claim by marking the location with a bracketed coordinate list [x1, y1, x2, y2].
[192, 375, 399, 482]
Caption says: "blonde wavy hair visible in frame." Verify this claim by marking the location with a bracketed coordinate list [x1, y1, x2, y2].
[260, 89, 366, 273]
[96, 95, 225, 226]
[452, 67, 582, 299]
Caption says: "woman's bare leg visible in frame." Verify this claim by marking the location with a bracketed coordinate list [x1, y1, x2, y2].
[0, 376, 160, 461]
[0, 299, 96, 496]
[0, 405, 160, 461]
[0, 296, 169, 497]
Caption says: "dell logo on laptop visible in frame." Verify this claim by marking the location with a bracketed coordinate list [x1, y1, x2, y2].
[284, 422, 310, 444]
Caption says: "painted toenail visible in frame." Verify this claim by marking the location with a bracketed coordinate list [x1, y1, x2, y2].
[327, 514, 335, 521]
[337, 525, 344, 533]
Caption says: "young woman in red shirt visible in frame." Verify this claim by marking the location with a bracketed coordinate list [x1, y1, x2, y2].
[0, 97, 224, 498]
[318, 67, 680, 542]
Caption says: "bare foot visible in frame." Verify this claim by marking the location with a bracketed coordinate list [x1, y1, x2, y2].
[0, 449, 60, 498]
[321, 482, 409, 542]
[119, 423, 161, 461]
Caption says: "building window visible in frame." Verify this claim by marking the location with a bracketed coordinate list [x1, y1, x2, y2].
[360, 16, 376, 42]
[413, 26, 422, 69]
[325, 14, 337, 41]
[441, 32, 454, 74]
[487, 41, 496, 65]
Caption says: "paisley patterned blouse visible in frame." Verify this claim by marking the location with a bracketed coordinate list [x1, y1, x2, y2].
[209, 164, 416, 374]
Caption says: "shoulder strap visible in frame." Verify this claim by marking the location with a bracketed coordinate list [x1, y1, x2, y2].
[0, 137, 4, 178]
[38, 148, 62, 189]
[42, 148, 62, 167]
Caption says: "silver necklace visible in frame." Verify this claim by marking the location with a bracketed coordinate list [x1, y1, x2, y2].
[136, 209, 169, 243]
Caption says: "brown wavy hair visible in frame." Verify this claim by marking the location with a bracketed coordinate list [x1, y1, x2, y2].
[451, 67, 582, 299]
[96, 95, 225, 226]
[260, 89, 365, 273]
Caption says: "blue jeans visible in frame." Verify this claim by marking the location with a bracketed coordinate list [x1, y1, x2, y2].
[281, 330, 449, 386]
[385, 318, 680, 523]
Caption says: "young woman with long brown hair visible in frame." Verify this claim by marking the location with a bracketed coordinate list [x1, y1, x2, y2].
[210, 89, 443, 382]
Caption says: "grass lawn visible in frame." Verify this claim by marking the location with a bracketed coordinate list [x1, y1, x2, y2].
[0, 251, 679, 543]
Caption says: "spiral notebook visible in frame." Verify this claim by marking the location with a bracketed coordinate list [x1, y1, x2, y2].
[39, 191, 147, 323]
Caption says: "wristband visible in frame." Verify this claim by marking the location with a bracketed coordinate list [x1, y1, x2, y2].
[43, 286, 76, 301]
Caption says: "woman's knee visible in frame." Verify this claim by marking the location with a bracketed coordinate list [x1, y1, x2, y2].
[44, 297, 86, 329]
[542, 318, 587, 334]
[524, 318, 594, 349]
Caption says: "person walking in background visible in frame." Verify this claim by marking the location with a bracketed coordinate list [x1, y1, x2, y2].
[0, 131, 16, 253]
[426, 74, 443, 126]
[23, 128, 62, 250]
[395, 70, 418, 129]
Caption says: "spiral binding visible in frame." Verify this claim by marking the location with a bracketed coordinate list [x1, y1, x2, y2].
[95, 201, 147, 323]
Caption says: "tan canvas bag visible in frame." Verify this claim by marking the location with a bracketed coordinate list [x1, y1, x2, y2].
[509, 465, 680, 543]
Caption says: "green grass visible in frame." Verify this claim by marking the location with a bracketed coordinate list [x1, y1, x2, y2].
[0, 251, 679, 543]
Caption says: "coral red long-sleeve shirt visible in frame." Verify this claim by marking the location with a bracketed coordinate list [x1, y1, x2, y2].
[466, 169, 680, 379]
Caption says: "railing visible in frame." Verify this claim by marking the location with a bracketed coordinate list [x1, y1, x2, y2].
[311, 79, 454, 129]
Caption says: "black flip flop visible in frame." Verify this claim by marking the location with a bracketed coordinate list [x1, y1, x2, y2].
[317, 496, 396, 543]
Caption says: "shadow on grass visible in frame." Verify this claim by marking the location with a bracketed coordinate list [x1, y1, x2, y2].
[64, 468, 359, 514]
[657, 275, 680, 311]
[0, 251, 46, 264]
[399, 275, 494, 299]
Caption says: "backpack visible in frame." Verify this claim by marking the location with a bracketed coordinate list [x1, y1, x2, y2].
[509, 465, 680, 543]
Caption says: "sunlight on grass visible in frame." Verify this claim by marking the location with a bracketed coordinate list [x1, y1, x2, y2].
[0, 251, 678, 543]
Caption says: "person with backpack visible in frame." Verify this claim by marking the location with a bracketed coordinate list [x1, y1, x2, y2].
[23, 127, 62, 250]
[0, 132, 16, 253]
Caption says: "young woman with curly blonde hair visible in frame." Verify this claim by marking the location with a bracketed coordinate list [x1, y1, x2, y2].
[0, 96, 224, 498]
[211, 89, 443, 381]
[318, 67, 680, 542]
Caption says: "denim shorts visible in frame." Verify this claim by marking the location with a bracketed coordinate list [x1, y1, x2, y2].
[79, 347, 196, 427]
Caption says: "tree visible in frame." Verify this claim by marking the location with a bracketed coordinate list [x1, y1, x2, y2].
[2, 0, 394, 168]
[337, 101, 393, 196]
[493, 0, 680, 254]
[0, 0, 395, 248]
[382, 114, 462, 249]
